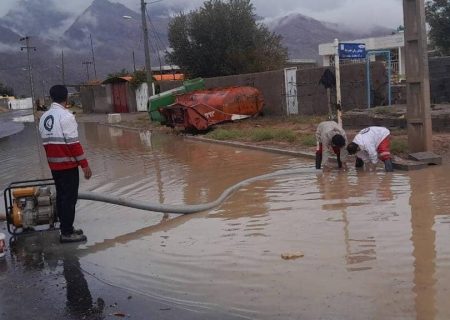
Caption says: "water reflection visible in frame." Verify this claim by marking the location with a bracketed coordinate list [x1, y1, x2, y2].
[410, 170, 437, 320]
[208, 179, 273, 238]
[9, 233, 104, 319]
[63, 252, 104, 319]
[316, 171, 397, 271]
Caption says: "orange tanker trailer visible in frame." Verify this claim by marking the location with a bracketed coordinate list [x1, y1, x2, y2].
[159, 86, 264, 131]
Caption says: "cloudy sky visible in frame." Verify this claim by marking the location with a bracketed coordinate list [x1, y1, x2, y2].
[0, 0, 404, 29]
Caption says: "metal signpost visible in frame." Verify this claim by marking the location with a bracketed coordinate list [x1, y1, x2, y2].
[334, 41, 366, 127]
[333, 39, 342, 126]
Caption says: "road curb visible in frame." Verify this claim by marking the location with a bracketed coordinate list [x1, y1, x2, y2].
[185, 135, 316, 159]
[98, 122, 434, 171]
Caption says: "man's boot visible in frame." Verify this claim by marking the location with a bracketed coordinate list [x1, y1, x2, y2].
[315, 152, 322, 169]
[60, 233, 87, 243]
[384, 159, 394, 172]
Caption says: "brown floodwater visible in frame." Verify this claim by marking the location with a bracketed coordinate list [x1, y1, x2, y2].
[1, 123, 450, 319]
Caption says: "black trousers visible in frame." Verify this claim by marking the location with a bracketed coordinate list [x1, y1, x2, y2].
[51, 167, 79, 235]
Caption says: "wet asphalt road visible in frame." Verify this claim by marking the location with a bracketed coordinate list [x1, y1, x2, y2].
[2, 117, 450, 319]
[0, 110, 28, 139]
[0, 230, 229, 320]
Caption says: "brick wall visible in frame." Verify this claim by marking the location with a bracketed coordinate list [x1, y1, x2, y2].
[200, 63, 388, 116]
[204, 70, 286, 116]
[429, 57, 450, 103]
[296, 62, 387, 115]
[158, 80, 183, 93]
[80, 85, 113, 114]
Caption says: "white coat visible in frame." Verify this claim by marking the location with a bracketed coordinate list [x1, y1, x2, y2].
[353, 127, 390, 164]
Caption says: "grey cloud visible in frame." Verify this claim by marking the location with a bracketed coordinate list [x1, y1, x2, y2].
[0, 0, 403, 29]
[0, 42, 18, 52]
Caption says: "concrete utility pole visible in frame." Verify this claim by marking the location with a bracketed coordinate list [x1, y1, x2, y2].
[141, 0, 153, 97]
[20, 36, 36, 111]
[403, 0, 432, 152]
[82, 61, 93, 82]
[21, 36, 46, 175]
[89, 34, 97, 79]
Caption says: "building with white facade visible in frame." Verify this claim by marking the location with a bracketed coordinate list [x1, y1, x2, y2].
[319, 33, 405, 82]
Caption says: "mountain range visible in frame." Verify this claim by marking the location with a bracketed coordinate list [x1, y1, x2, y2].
[0, 0, 393, 96]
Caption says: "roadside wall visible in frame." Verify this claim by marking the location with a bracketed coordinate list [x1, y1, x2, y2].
[158, 80, 183, 93]
[201, 63, 387, 116]
[155, 57, 450, 115]
[429, 57, 450, 103]
[296, 62, 387, 115]
[0, 97, 11, 109]
[204, 70, 286, 116]
[9, 98, 32, 110]
[383, 57, 450, 105]
[80, 85, 113, 114]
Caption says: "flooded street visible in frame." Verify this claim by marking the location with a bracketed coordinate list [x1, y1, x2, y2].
[1, 122, 450, 320]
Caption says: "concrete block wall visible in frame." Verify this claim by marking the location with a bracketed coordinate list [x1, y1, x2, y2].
[158, 80, 183, 93]
[80, 85, 113, 114]
[296, 62, 387, 115]
[204, 70, 286, 116]
[429, 57, 450, 103]
[200, 63, 388, 117]
[391, 85, 407, 105]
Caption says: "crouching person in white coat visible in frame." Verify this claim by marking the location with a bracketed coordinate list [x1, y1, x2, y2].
[346, 126, 394, 172]
[315, 121, 348, 170]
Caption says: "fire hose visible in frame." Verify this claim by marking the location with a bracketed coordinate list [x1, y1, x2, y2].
[77, 168, 316, 214]
[0, 168, 315, 223]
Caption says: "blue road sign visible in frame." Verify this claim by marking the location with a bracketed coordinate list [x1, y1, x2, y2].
[339, 43, 366, 59]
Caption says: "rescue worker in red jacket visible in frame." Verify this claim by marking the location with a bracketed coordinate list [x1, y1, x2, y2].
[39, 85, 92, 243]
[346, 126, 394, 172]
[315, 121, 348, 170]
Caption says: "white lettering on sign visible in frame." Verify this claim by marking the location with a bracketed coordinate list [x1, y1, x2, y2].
[204, 111, 215, 119]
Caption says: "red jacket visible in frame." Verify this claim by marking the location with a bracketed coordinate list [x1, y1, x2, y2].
[39, 103, 89, 171]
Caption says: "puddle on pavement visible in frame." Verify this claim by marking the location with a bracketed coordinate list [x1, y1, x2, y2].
[1, 123, 450, 319]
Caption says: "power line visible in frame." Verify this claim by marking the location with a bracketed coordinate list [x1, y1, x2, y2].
[89, 34, 97, 79]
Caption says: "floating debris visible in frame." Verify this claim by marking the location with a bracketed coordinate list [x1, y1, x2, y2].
[281, 252, 304, 260]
